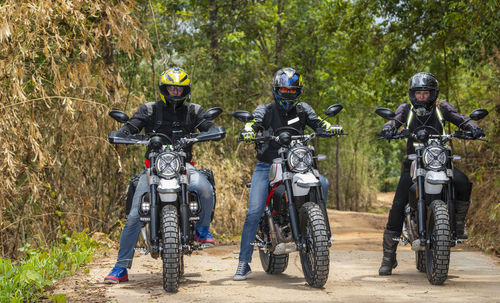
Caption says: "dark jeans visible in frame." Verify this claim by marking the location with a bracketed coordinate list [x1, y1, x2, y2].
[385, 159, 472, 233]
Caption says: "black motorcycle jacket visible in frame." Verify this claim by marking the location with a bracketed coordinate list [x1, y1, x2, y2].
[117, 101, 216, 161]
[249, 102, 326, 163]
[383, 101, 480, 155]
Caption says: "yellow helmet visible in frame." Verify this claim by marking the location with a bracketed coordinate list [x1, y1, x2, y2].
[159, 67, 191, 107]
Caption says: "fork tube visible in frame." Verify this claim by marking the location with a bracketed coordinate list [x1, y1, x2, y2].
[150, 155, 159, 251]
[180, 181, 189, 245]
[284, 179, 301, 247]
[416, 150, 426, 243]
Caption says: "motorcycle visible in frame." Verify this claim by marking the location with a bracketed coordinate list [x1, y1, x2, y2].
[108, 107, 225, 292]
[375, 107, 488, 285]
[233, 104, 346, 288]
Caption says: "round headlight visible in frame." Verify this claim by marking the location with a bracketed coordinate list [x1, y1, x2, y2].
[287, 147, 313, 173]
[155, 152, 181, 177]
[423, 146, 447, 170]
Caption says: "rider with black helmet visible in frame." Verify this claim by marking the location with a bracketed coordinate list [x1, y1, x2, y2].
[233, 67, 343, 281]
[378, 72, 485, 276]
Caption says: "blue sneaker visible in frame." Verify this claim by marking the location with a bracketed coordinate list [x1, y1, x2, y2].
[233, 261, 251, 281]
[104, 266, 129, 284]
[195, 226, 216, 246]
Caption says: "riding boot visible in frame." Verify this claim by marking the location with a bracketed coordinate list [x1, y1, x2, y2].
[455, 200, 470, 239]
[379, 230, 399, 276]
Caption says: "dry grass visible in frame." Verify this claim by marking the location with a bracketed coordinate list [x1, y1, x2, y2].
[193, 141, 254, 237]
[0, 0, 151, 258]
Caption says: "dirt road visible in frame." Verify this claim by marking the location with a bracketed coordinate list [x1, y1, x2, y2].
[49, 197, 500, 302]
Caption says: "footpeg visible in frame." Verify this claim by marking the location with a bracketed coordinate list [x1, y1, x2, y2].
[134, 247, 150, 255]
[393, 237, 409, 246]
[250, 241, 265, 248]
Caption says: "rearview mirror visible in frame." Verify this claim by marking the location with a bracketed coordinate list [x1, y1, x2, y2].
[202, 107, 223, 121]
[325, 104, 343, 117]
[233, 110, 254, 123]
[109, 110, 129, 123]
[375, 107, 396, 120]
[469, 108, 488, 121]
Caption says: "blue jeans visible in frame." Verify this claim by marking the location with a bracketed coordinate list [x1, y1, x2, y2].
[238, 161, 329, 263]
[115, 165, 215, 268]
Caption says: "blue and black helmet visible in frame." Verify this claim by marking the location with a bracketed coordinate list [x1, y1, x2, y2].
[272, 67, 303, 111]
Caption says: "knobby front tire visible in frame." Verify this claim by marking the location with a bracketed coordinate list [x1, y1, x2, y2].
[161, 205, 180, 292]
[299, 202, 330, 288]
[425, 200, 450, 285]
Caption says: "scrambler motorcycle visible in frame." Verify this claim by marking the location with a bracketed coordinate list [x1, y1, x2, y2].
[233, 104, 346, 288]
[375, 107, 488, 285]
[108, 108, 225, 292]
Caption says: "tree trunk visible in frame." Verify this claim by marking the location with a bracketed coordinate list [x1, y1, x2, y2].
[335, 116, 341, 210]
[208, 0, 221, 99]
[275, 0, 284, 68]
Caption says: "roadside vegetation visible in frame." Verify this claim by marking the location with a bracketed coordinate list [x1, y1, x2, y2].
[0, 232, 98, 302]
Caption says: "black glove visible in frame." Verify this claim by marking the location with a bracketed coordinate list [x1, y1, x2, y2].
[380, 126, 395, 139]
[470, 127, 485, 139]
[115, 129, 131, 138]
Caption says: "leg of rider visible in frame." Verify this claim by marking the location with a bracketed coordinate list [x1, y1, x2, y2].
[105, 170, 148, 282]
[318, 174, 332, 239]
[319, 174, 329, 205]
[380, 160, 412, 275]
[234, 161, 270, 280]
[187, 165, 216, 245]
[453, 168, 472, 239]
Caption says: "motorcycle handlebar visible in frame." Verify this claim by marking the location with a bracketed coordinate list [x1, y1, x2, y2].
[237, 131, 347, 143]
[377, 129, 487, 142]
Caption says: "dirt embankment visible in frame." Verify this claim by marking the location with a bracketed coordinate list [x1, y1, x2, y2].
[46, 193, 500, 303]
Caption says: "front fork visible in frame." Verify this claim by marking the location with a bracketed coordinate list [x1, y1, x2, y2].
[284, 179, 302, 250]
[150, 182, 160, 256]
[180, 181, 189, 245]
[416, 150, 426, 247]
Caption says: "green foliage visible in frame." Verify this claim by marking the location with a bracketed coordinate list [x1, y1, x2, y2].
[0, 232, 97, 302]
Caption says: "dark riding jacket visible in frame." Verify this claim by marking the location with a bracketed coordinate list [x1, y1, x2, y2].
[383, 102, 479, 155]
[249, 102, 326, 163]
[118, 101, 216, 161]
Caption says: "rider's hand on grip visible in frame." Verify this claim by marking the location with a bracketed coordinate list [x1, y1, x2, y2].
[379, 126, 395, 139]
[240, 123, 256, 142]
[329, 125, 343, 135]
[470, 127, 485, 139]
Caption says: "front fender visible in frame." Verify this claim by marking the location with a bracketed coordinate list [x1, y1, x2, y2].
[292, 172, 320, 196]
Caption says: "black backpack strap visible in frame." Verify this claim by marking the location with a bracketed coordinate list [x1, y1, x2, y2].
[154, 101, 164, 132]
[295, 103, 307, 121]
[186, 103, 202, 131]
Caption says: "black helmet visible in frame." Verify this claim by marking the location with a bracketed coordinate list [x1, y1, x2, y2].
[272, 67, 303, 111]
[158, 67, 191, 108]
[408, 72, 439, 110]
